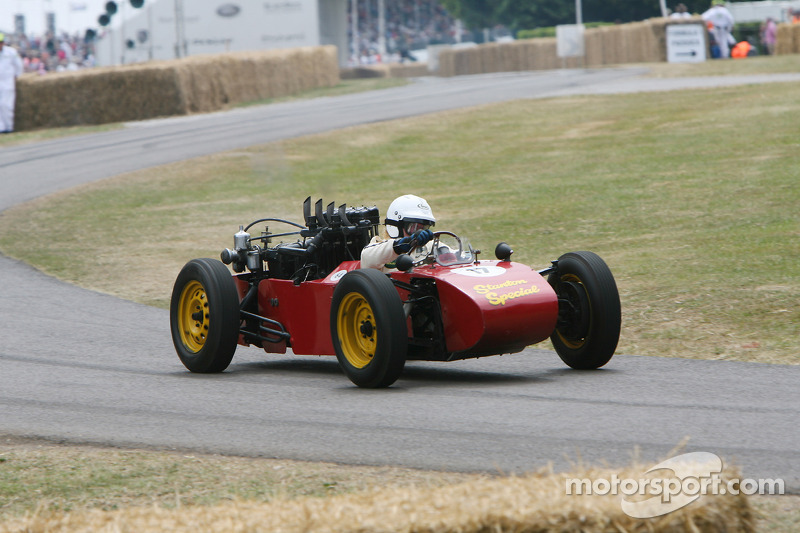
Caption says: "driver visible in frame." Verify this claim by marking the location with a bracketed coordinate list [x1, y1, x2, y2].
[361, 194, 435, 271]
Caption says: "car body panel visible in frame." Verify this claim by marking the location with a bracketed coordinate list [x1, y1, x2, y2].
[235, 257, 557, 361]
[393, 260, 558, 357]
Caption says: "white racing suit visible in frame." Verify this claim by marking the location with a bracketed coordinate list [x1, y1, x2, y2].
[360, 236, 431, 272]
[0, 45, 23, 132]
[702, 6, 735, 59]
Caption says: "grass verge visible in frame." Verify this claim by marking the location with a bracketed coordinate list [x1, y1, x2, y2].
[0, 123, 122, 147]
[642, 54, 800, 77]
[3, 439, 790, 532]
[0, 437, 476, 520]
[1, 81, 797, 364]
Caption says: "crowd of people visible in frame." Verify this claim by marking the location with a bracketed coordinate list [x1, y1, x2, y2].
[0, 29, 97, 133]
[0, 31, 95, 74]
[348, 0, 464, 64]
[670, 0, 781, 59]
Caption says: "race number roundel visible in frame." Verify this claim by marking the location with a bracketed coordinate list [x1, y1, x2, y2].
[451, 265, 506, 277]
[330, 269, 348, 282]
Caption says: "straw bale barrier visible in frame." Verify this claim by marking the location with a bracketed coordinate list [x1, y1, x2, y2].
[439, 18, 704, 77]
[14, 46, 339, 131]
[775, 23, 800, 55]
[0, 464, 755, 533]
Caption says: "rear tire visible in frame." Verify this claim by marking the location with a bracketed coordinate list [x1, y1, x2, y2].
[548, 251, 620, 369]
[331, 269, 407, 388]
[170, 258, 240, 373]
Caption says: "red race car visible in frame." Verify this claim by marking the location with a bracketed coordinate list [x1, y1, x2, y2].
[170, 198, 621, 387]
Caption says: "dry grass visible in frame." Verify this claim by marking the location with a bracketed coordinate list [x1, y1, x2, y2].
[1, 439, 795, 532]
[0, 440, 756, 533]
[644, 54, 800, 78]
[0, 438, 478, 520]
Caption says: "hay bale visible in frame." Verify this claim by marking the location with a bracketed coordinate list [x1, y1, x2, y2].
[15, 63, 186, 130]
[584, 27, 604, 67]
[497, 42, 518, 72]
[775, 24, 792, 54]
[517, 39, 536, 71]
[794, 24, 800, 54]
[468, 45, 485, 75]
[0, 463, 755, 533]
[582, 19, 674, 67]
[507, 38, 562, 71]
[175, 46, 339, 112]
[508, 41, 527, 71]
[543, 39, 562, 70]
[14, 46, 339, 131]
[436, 50, 454, 77]
[631, 21, 651, 62]
[437, 18, 705, 77]
[439, 46, 477, 76]
[479, 43, 499, 73]
[650, 18, 670, 62]
[605, 25, 623, 65]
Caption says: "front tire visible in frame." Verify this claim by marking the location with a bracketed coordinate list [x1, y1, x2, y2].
[548, 251, 621, 369]
[331, 269, 407, 388]
[170, 258, 240, 373]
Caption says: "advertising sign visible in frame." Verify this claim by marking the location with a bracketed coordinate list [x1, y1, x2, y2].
[666, 24, 707, 63]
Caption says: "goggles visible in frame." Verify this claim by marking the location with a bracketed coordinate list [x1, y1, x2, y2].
[405, 221, 432, 234]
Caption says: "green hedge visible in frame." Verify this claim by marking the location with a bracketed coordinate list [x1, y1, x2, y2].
[517, 22, 614, 40]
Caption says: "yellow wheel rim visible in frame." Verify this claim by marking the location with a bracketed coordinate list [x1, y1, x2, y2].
[178, 280, 210, 353]
[337, 292, 376, 369]
[557, 273, 588, 349]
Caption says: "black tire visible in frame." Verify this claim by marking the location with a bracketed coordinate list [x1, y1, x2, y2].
[330, 269, 407, 388]
[548, 251, 621, 369]
[170, 258, 240, 373]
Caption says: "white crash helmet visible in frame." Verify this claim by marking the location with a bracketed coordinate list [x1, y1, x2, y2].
[385, 194, 436, 238]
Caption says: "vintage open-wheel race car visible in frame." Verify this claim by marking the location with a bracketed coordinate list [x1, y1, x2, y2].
[170, 197, 621, 388]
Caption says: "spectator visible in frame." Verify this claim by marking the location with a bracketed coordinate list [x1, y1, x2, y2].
[702, 0, 735, 59]
[731, 40, 753, 58]
[761, 17, 777, 55]
[11, 29, 92, 74]
[670, 4, 691, 19]
[0, 33, 24, 134]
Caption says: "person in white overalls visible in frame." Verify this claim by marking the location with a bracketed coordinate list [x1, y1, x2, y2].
[702, 0, 736, 59]
[0, 33, 24, 133]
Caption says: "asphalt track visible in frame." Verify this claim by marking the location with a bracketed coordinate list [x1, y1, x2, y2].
[1, 68, 798, 491]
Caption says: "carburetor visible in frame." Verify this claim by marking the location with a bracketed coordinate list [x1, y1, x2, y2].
[220, 226, 262, 273]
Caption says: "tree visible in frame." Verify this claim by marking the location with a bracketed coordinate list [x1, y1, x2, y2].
[439, 0, 755, 32]
[438, 0, 496, 29]
[439, 0, 573, 31]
